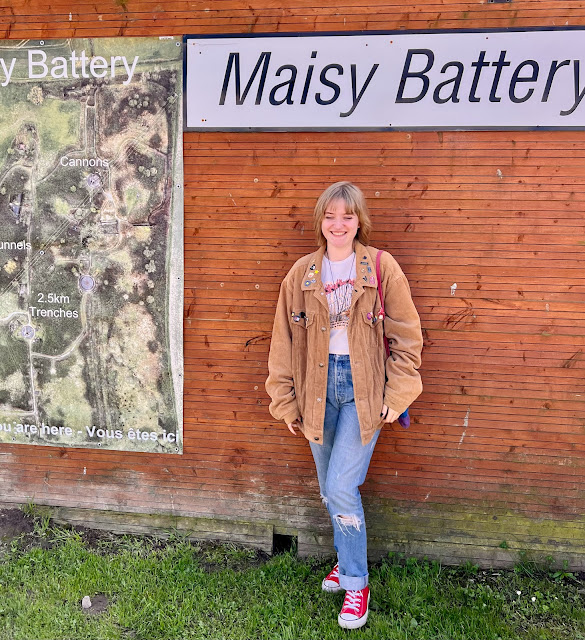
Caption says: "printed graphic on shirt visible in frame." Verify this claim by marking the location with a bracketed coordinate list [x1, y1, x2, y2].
[324, 278, 355, 329]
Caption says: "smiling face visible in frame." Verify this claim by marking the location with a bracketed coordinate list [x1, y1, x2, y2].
[313, 181, 372, 250]
[321, 198, 359, 259]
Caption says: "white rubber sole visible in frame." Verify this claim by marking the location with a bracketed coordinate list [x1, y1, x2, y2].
[338, 591, 370, 630]
[321, 578, 343, 593]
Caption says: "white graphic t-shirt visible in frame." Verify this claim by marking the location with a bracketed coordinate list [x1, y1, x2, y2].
[321, 253, 356, 355]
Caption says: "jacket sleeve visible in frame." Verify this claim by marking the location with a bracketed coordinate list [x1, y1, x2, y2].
[381, 253, 423, 413]
[265, 277, 301, 426]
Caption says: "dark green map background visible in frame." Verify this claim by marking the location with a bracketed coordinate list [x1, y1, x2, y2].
[0, 37, 183, 453]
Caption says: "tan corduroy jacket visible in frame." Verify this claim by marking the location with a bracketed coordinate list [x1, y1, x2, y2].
[265, 242, 423, 446]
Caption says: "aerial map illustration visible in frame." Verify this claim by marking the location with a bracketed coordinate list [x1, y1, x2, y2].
[0, 37, 183, 452]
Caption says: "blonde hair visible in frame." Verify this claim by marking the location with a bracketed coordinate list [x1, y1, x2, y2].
[313, 181, 372, 247]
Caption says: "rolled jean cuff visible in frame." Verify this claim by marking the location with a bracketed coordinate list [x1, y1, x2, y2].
[338, 572, 368, 591]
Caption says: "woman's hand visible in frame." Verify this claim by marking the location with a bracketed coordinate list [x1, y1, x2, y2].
[381, 405, 400, 424]
[287, 418, 302, 435]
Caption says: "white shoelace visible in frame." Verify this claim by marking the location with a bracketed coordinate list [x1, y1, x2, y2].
[342, 590, 363, 615]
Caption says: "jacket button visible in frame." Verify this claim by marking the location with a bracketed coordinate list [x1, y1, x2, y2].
[319, 362, 324, 367]
[321, 326, 326, 332]
[317, 397, 322, 402]
[314, 436, 320, 441]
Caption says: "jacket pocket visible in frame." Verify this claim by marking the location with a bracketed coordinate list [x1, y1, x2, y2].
[289, 311, 314, 329]
[291, 312, 314, 419]
[361, 310, 385, 384]
[361, 310, 379, 339]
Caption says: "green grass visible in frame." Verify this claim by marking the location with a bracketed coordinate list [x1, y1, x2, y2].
[1, 516, 585, 640]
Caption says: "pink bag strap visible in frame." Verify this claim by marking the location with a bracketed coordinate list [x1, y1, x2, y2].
[375, 250, 390, 358]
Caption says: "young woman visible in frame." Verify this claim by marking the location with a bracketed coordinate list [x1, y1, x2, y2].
[265, 181, 423, 630]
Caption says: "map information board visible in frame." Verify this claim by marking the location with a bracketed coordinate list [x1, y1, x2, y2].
[0, 37, 183, 453]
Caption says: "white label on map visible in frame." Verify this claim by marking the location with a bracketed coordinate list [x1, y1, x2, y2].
[28, 50, 139, 85]
[29, 306, 79, 319]
[0, 241, 30, 250]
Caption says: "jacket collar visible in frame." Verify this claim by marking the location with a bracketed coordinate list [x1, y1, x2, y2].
[300, 242, 377, 291]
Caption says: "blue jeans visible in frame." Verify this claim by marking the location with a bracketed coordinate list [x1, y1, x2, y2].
[310, 354, 380, 591]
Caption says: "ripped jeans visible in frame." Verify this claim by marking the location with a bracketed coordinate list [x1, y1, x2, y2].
[310, 354, 380, 591]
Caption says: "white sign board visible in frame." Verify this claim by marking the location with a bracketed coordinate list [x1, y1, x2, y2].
[185, 28, 585, 130]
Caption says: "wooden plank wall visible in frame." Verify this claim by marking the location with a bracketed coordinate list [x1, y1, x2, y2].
[1, 1, 585, 567]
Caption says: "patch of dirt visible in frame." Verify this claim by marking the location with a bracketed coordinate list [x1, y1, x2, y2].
[82, 594, 109, 615]
[0, 508, 123, 552]
[196, 539, 271, 573]
[61, 522, 122, 550]
[0, 508, 275, 588]
[0, 509, 35, 540]
[0, 508, 271, 572]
